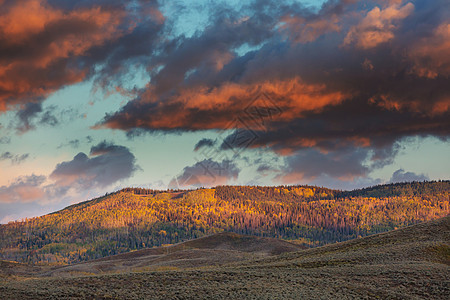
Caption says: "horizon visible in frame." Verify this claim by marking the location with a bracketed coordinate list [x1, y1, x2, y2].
[1, 0, 449, 223]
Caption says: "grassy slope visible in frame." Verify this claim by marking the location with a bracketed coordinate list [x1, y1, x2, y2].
[38, 232, 306, 277]
[0, 216, 448, 299]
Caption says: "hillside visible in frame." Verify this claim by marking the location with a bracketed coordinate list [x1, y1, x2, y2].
[0, 216, 448, 299]
[0, 181, 448, 264]
[39, 232, 305, 277]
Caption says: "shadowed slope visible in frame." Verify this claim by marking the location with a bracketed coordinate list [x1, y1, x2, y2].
[242, 214, 450, 268]
[1, 216, 448, 299]
[40, 232, 305, 276]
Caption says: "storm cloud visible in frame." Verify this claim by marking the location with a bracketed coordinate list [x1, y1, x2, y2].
[97, 0, 449, 183]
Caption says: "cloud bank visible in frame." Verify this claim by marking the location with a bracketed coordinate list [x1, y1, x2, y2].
[0, 142, 138, 204]
[93, 0, 449, 182]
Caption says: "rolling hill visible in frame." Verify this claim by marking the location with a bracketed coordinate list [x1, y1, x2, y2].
[0, 181, 448, 264]
[0, 215, 448, 299]
[39, 232, 305, 277]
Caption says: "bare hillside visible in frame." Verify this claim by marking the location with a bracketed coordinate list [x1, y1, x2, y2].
[40, 232, 305, 277]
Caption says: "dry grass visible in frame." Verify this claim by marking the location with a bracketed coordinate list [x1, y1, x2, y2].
[1, 217, 449, 299]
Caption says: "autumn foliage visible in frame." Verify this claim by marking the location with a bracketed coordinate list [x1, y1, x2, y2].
[0, 181, 448, 264]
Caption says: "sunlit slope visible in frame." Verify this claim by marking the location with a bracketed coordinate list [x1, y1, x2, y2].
[0, 181, 448, 264]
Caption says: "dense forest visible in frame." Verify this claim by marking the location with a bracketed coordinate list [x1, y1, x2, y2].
[0, 181, 448, 264]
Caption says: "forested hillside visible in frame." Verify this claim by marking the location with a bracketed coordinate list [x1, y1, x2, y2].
[0, 181, 448, 264]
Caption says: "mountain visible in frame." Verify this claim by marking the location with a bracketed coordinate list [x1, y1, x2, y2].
[0, 181, 448, 264]
[0, 216, 448, 299]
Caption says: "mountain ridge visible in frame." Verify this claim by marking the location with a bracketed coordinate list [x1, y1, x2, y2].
[0, 181, 448, 265]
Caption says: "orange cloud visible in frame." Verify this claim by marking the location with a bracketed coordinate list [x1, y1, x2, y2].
[408, 23, 450, 78]
[102, 77, 348, 131]
[279, 14, 341, 43]
[370, 93, 450, 116]
[344, 2, 414, 49]
[0, 0, 129, 111]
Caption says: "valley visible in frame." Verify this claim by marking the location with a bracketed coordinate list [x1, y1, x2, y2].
[0, 215, 448, 299]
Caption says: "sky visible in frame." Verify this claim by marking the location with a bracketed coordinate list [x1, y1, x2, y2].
[0, 0, 449, 223]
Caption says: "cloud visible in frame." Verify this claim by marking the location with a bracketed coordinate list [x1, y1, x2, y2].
[0, 151, 29, 164]
[57, 139, 80, 149]
[389, 169, 429, 183]
[194, 138, 216, 151]
[0, 141, 139, 216]
[15, 102, 43, 132]
[278, 147, 374, 183]
[407, 23, 450, 79]
[97, 0, 449, 164]
[168, 158, 240, 189]
[0, 136, 11, 144]
[343, 2, 414, 49]
[301, 174, 382, 191]
[38, 105, 59, 126]
[0, 0, 165, 114]
[0, 175, 46, 203]
[279, 6, 341, 43]
[12, 102, 83, 132]
[57, 136, 93, 149]
[99, 77, 348, 133]
[50, 141, 139, 190]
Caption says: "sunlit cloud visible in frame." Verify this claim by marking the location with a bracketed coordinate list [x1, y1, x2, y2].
[0, 0, 164, 115]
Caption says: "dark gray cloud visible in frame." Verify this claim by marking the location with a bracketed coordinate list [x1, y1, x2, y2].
[276, 141, 405, 184]
[194, 138, 216, 151]
[57, 136, 93, 149]
[389, 169, 429, 183]
[50, 141, 139, 189]
[279, 147, 372, 182]
[38, 105, 59, 126]
[256, 164, 277, 176]
[0, 151, 29, 164]
[168, 158, 240, 189]
[15, 103, 43, 132]
[13, 102, 86, 133]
